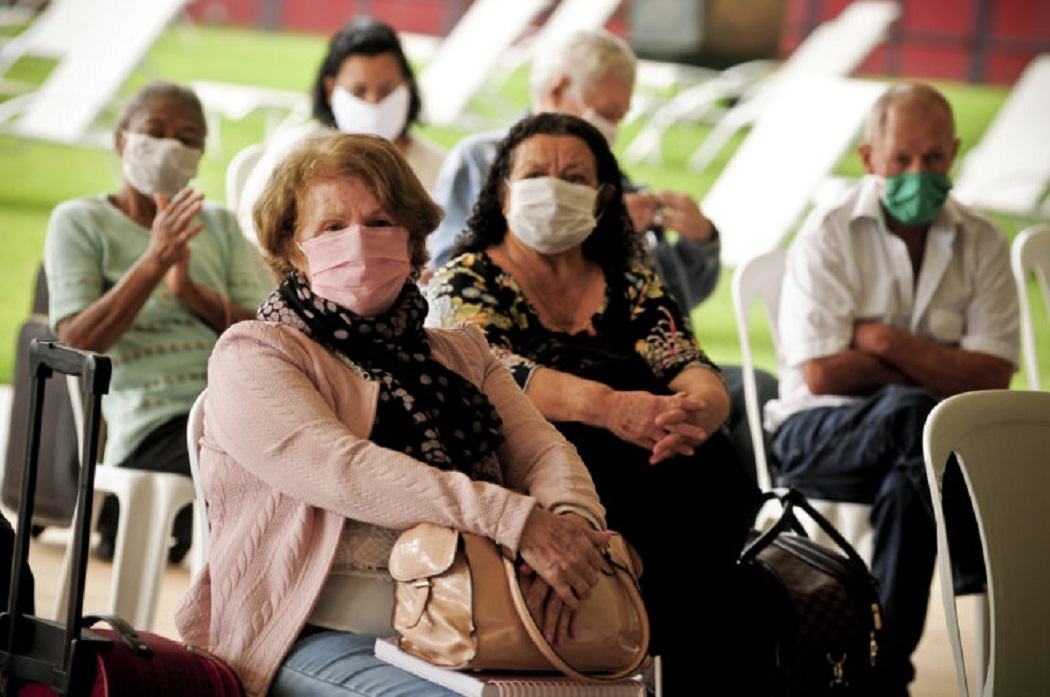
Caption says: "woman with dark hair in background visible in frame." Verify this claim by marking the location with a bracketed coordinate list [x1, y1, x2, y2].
[237, 16, 445, 242]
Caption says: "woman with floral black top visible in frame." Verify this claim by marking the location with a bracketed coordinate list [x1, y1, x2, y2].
[426, 112, 762, 693]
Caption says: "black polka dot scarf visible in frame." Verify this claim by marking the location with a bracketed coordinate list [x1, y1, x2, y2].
[259, 272, 505, 483]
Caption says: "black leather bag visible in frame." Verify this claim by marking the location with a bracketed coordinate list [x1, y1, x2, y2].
[738, 489, 884, 695]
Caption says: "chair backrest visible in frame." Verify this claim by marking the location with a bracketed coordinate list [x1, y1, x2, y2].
[0, 0, 189, 146]
[953, 53, 1050, 217]
[1011, 224, 1050, 391]
[417, 0, 552, 127]
[225, 142, 266, 214]
[187, 388, 208, 564]
[703, 76, 884, 267]
[730, 247, 875, 563]
[922, 389, 1050, 697]
[731, 248, 786, 490]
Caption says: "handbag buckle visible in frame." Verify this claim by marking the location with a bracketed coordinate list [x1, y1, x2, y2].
[827, 652, 849, 688]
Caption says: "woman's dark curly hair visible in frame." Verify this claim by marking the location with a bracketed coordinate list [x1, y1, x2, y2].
[454, 112, 642, 270]
[311, 17, 421, 136]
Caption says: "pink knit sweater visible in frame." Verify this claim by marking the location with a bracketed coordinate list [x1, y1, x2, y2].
[174, 321, 604, 696]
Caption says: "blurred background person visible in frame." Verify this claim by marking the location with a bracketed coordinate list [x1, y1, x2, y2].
[237, 16, 446, 243]
[44, 80, 269, 564]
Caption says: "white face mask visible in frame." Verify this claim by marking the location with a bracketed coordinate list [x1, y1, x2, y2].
[121, 132, 202, 199]
[581, 107, 619, 148]
[330, 83, 410, 141]
[505, 177, 598, 255]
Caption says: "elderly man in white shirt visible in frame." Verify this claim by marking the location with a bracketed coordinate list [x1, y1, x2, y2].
[764, 82, 1019, 696]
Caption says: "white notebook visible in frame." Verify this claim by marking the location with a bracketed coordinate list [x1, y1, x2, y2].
[374, 638, 647, 697]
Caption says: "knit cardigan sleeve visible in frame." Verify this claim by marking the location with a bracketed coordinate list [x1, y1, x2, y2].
[176, 320, 604, 696]
[202, 321, 547, 549]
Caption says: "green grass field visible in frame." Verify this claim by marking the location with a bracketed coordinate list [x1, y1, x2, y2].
[0, 23, 1045, 388]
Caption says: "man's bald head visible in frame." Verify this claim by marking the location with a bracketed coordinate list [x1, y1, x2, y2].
[863, 82, 956, 146]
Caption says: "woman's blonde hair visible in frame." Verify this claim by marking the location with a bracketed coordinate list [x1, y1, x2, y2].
[254, 131, 443, 281]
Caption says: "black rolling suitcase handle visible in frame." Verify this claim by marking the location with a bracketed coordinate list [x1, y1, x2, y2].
[1, 341, 111, 696]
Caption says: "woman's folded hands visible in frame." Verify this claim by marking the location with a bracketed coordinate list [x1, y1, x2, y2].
[517, 508, 612, 645]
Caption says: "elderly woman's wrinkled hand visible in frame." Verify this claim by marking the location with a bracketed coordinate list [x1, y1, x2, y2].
[149, 188, 204, 283]
[518, 507, 612, 643]
[602, 389, 707, 459]
[648, 393, 715, 464]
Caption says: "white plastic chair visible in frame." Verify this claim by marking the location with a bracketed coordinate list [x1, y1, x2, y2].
[186, 388, 209, 573]
[731, 248, 874, 562]
[225, 142, 266, 216]
[923, 389, 1050, 697]
[55, 375, 196, 631]
[1010, 224, 1050, 390]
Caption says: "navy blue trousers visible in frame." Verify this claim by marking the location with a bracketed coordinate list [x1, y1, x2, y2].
[772, 385, 983, 694]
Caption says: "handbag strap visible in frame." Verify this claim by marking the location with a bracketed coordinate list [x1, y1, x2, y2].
[501, 542, 651, 683]
[82, 614, 154, 657]
[739, 488, 869, 571]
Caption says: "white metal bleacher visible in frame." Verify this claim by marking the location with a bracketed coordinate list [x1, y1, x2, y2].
[703, 76, 885, 267]
[0, 0, 190, 147]
[417, 0, 552, 127]
[952, 53, 1050, 219]
[623, 0, 900, 171]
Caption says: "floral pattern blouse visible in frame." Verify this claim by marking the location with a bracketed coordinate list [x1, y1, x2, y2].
[426, 251, 720, 390]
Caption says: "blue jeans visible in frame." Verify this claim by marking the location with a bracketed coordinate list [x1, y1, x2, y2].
[772, 385, 983, 694]
[268, 631, 459, 697]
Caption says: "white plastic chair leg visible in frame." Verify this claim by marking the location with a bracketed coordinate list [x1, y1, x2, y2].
[139, 472, 196, 625]
[54, 467, 195, 631]
[106, 467, 162, 629]
[54, 466, 153, 625]
[189, 498, 207, 577]
[53, 487, 108, 622]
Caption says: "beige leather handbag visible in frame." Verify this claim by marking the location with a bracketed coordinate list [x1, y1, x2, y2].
[389, 522, 650, 682]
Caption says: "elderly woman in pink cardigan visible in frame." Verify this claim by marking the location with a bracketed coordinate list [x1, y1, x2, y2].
[175, 132, 611, 697]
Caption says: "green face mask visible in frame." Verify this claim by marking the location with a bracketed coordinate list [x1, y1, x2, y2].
[881, 171, 952, 226]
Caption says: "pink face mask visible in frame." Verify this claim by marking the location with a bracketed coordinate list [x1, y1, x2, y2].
[299, 225, 412, 316]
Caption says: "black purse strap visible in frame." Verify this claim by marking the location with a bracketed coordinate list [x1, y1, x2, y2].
[739, 488, 869, 571]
